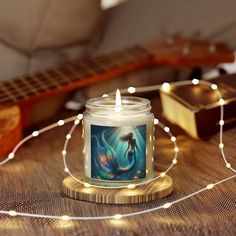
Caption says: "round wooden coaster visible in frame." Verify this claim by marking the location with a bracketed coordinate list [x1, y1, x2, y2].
[62, 171, 173, 204]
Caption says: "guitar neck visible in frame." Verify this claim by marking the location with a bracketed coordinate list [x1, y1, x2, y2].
[0, 38, 234, 106]
[0, 46, 152, 106]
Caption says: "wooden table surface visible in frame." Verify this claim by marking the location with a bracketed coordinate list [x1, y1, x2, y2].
[0, 97, 236, 236]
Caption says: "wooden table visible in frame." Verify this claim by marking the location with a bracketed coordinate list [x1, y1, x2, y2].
[0, 97, 235, 236]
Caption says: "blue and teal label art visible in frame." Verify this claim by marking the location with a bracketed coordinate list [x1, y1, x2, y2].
[91, 124, 146, 181]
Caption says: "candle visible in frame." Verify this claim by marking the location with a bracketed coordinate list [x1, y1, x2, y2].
[83, 90, 154, 187]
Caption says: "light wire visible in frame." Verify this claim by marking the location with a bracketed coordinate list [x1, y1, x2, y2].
[0, 79, 235, 221]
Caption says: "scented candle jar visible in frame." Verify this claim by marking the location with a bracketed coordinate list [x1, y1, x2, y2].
[83, 94, 154, 187]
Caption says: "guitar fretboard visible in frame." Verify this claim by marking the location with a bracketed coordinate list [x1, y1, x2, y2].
[0, 38, 234, 106]
[0, 46, 151, 105]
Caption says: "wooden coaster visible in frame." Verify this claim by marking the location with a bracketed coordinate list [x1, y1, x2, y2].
[62, 171, 173, 204]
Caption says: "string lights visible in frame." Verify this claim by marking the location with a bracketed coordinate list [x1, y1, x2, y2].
[0, 79, 235, 221]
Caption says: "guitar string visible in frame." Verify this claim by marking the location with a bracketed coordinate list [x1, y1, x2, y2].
[0, 79, 235, 221]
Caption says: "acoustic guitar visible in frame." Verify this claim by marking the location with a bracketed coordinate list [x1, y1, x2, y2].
[0, 38, 234, 157]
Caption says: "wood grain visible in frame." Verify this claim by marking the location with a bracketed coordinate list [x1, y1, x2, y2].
[0, 105, 22, 157]
[62, 171, 173, 204]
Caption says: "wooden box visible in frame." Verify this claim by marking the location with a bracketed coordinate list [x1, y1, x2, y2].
[160, 74, 236, 138]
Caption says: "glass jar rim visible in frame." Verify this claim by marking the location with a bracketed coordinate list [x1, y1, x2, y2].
[86, 96, 151, 114]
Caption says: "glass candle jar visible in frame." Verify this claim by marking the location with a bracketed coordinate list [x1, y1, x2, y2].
[83, 95, 154, 187]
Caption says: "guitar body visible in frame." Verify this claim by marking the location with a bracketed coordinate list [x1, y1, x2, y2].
[0, 105, 22, 157]
[0, 93, 70, 157]
[20, 93, 70, 127]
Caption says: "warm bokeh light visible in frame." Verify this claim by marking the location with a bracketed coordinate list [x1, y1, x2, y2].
[161, 82, 171, 92]
[127, 86, 136, 94]
[206, 184, 214, 189]
[113, 214, 122, 219]
[101, 0, 128, 9]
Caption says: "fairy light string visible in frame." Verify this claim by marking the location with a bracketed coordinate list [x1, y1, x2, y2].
[0, 79, 235, 221]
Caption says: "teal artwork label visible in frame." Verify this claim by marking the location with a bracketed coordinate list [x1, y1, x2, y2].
[91, 124, 146, 181]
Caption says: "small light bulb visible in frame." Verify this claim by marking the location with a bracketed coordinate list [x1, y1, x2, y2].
[219, 98, 225, 105]
[62, 150, 67, 155]
[8, 152, 14, 159]
[160, 172, 166, 177]
[61, 215, 70, 221]
[173, 159, 177, 164]
[206, 184, 214, 189]
[164, 127, 170, 133]
[154, 118, 159, 125]
[66, 134, 71, 139]
[161, 82, 171, 92]
[163, 203, 172, 208]
[8, 210, 17, 216]
[219, 120, 224, 126]
[127, 87, 136, 94]
[113, 214, 122, 219]
[127, 184, 135, 189]
[74, 119, 80, 125]
[58, 120, 65, 126]
[84, 183, 90, 188]
[64, 167, 69, 172]
[219, 143, 224, 149]
[32, 131, 39, 137]
[192, 79, 199, 85]
[77, 114, 83, 120]
[226, 163, 231, 168]
[211, 84, 218, 90]
[102, 94, 108, 97]
[174, 147, 179, 153]
[171, 136, 176, 142]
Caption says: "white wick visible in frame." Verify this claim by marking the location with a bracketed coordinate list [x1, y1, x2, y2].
[115, 89, 122, 112]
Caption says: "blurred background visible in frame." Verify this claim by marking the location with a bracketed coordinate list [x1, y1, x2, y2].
[1, 0, 236, 118]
